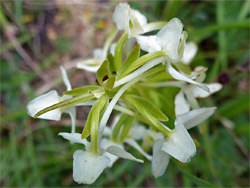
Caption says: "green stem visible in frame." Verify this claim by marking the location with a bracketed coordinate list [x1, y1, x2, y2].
[102, 28, 118, 58]
[114, 32, 128, 71]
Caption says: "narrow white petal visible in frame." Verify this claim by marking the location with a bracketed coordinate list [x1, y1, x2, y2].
[156, 18, 183, 61]
[136, 35, 161, 53]
[175, 107, 217, 130]
[161, 124, 196, 163]
[58, 132, 90, 148]
[60, 66, 71, 91]
[175, 90, 190, 116]
[129, 124, 146, 140]
[65, 107, 76, 134]
[167, 63, 209, 92]
[106, 146, 144, 163]
[124, 138, 152, 161]
[132, 9, 147, 27]
[103, 126, 112, 137]
[193, 83, 222, 98]
[77, 63, 100, 73]
[152, 139, 170, 178]
[182, 42, 198, 65]
[73, 150, 110, 184]
[112, 3, 130, 31]
[27, 90, 61, 120]
[101, 138, 124, 167]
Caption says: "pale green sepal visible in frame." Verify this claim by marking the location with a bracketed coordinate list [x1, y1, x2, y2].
[117, 44, 140, 79]
[97, 60, 111, 85]
[119, 116, 135, 142]
[64, 86, 102, 96]
[106, 145, 144, 163]
[114, 32, 128, 71]
[105, 75, 116, 90]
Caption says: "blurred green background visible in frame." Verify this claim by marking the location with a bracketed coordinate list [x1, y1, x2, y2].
[0, 0, 249, 187]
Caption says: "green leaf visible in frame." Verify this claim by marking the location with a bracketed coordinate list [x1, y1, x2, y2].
[81, 95, 109, 140]
[175, 161, 217, 187]
[64, 85, 101, 96]
[117, 50, 166, 79]
[97, 60, 111, 85]
[124, 95, 168, 122]
[34, 94, 94, 118]
[117, 44, 140, 79]
[114, 32, 128, 71]
[112, 113, 127, 142]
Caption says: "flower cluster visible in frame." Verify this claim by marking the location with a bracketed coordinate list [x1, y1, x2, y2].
[27, 3, 222, 184]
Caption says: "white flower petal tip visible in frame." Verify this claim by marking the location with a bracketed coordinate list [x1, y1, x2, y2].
[167, 63, 210, 92]
[73, 150, 110, 184]
[129, 124, 146, 140]
[193, 83, 222, 98]
[112, 3, 130, 31]
[76, 60, 101, 73]
[106, 146, 144, 163]
[124, 138, 152, 161]
[58, 132, 90, 147]
[175, 90, 190, 116]
[182, 42, 198, 65]
[156, 18, 183, 61]
[60, 66, 71, 91]
[136, 35, 161, 53]
[176, 107, 217, 130]
[101, 138, 123, 167]
[162, 124, 196, 163]
[133, 10, 147, 27]
[152, 139, 170, 178]
[27, 90, 61, 120]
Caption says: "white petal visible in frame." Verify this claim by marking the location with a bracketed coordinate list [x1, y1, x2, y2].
[142, 130, 164, 150]
[182, 42, 198, 65]
[109, 43, 117, 56]
[77, 62, 101, 73]
[129, 124, 146, 140]
[175, 107, 217, 130]
[136, 35, 161, 53]
[101, 138, 123, 167]
[27, 90, 61, 120]
[103, 126, 112, 137]
[112, 3, 130, 31]
[73, 150, 110, 184]
[156, 18, 183, 61]
[106, 146, 144, 163]
[152, 139, 170, 178]
[93, 48, 103, 59]
[193, 83, 222, 98]
[124, 138, 152, 161]
[132, 9, 147, 27]
[161, 124, 196, 163]
[63, 106, 76, 134]
[60, 66, 71, 91]
[167, 63, 209, 92]
[58, 132, 90, 148]
[175, 90, 190, 116]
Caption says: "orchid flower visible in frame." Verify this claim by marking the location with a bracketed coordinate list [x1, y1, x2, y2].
[113, 2, 147, 38]
[137, 18, 210, 92]
[151, 107, 216, 177]
[27, 67, 76, 133]
[59, 132, 143, 184]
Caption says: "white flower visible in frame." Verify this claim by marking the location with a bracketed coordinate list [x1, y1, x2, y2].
[151, 107, 216, 177]
[59, 132, 143, 184]
[27, 67, 76, 133]
[113, 2, 147, 37]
